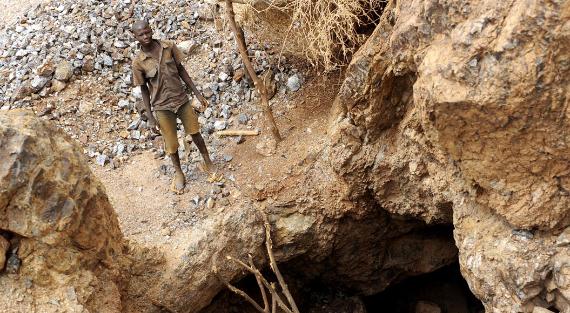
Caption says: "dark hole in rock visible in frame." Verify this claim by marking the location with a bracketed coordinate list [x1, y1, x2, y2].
[200, 271, 270, 313]
[0, 230, 16, 241]
[201, 221, 482, 313]
[202, 261, 484, 313]
[202, 271, 368, 313]
[364, 262, 484, 313]
[0, 229, 22, 273]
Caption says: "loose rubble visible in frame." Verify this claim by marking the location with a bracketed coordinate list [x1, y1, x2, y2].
[0, 0, 304, 168]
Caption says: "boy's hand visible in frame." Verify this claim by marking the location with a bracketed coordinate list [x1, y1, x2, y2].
[147, 115, 160, 134]
[192, 96, 208, 113]
[198, 95, 208, 112]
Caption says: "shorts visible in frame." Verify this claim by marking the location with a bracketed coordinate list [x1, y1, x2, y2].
[155, 101, 200, 154]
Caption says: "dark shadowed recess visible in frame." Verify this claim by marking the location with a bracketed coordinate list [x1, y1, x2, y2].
[364, 262, 484, 313]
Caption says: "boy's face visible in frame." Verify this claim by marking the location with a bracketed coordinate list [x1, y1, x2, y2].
[133, 26, 153, 46]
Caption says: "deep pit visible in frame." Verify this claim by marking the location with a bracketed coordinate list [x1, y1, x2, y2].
[200, 261, 484, 313]
[364, 263, 484, 313]
[200, 223, 483, 313]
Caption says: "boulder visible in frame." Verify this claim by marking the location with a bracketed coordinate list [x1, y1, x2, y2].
[146, 206, 265, 311]
[0, 110, 124, 313]
[329, 0, 570, 311]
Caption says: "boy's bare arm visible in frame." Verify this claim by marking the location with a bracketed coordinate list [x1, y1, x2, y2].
[140, 84, 158, 131]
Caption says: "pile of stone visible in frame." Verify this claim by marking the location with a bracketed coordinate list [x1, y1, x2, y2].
[0, 0, 304, 103]
[0, 0, 304, 167]
[0, 0, 211, 105]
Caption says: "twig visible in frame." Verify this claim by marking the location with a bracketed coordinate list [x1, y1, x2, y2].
[271, 287, 277, 313]
[213, 264, 266, 313]
[226, 281, 266, 312]
[249, 255, 269, 312]
[225, 256, 294, 313]
[224, 0, 282, 142]
[261, 212, 300, 313]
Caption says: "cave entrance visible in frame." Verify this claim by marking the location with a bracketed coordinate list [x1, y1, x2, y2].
[363, 262, 484, 313]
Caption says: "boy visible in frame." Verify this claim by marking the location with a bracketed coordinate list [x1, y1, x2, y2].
[131, 20, 213, 193]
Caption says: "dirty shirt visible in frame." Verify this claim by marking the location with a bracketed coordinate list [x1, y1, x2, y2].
[132, 40, 188, 112]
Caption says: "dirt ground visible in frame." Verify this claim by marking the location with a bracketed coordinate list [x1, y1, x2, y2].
[90, 71, 338, 263]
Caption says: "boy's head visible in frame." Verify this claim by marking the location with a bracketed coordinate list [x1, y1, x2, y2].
[132, 20, 153, 47]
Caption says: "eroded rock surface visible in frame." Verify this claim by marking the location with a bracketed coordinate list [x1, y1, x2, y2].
[0, 110, 123, 313]
[330, 0, 570, 311]
[2, 0, 569, 312]
[147, 205, 265, 312]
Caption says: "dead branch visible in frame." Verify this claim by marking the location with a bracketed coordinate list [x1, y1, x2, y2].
[261, 212, 300, 313]
[224, 0, 282, 143]
[271, 286, 277, 313]
[213, 209, 301, 313]
[249, 254, 270, 311]
[225, 256, 294, 313]
[213, 264, 267, 312]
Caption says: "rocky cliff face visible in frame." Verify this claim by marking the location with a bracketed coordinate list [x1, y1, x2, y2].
[1, 0, 569, 312]
[0, 110, 124, 313]
[330, 0, 570, 311]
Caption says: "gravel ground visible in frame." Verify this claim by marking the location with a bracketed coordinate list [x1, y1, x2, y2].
[0, 0, 50, 28]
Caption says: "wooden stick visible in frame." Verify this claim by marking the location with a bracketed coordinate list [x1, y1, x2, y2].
[271, 287, 277, 313]
[225, 281, 266, 312]
[213, 264, 266, 313]
[215, 129, 260, 136]
[226, 256, 294, 313]
[224, 0, 282, 142]
[249, 255, 269, 312]
[262, 212, 300, 313]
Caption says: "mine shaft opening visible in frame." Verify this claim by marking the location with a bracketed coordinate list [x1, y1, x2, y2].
[203, 261, 485, 313]
[202, 223, 485, 313]
[0, 229, 21, 273]
[364, 262, 484, 313]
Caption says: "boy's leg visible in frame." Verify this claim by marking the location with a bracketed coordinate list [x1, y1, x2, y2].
[191, 133, 213, 171]
[155, 110, 186, 192]
[178, 102, 214, 171]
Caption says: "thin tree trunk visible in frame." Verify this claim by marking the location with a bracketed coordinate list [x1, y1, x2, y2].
[224, 0, 282, 142]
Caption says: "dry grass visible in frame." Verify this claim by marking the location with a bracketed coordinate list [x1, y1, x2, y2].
[244, 0, 385, 71]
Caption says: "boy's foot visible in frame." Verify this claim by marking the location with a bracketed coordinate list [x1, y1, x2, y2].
[197, 161, 215, 174]
[170, 172, 186, 194]
[197, 162, 224, 183]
